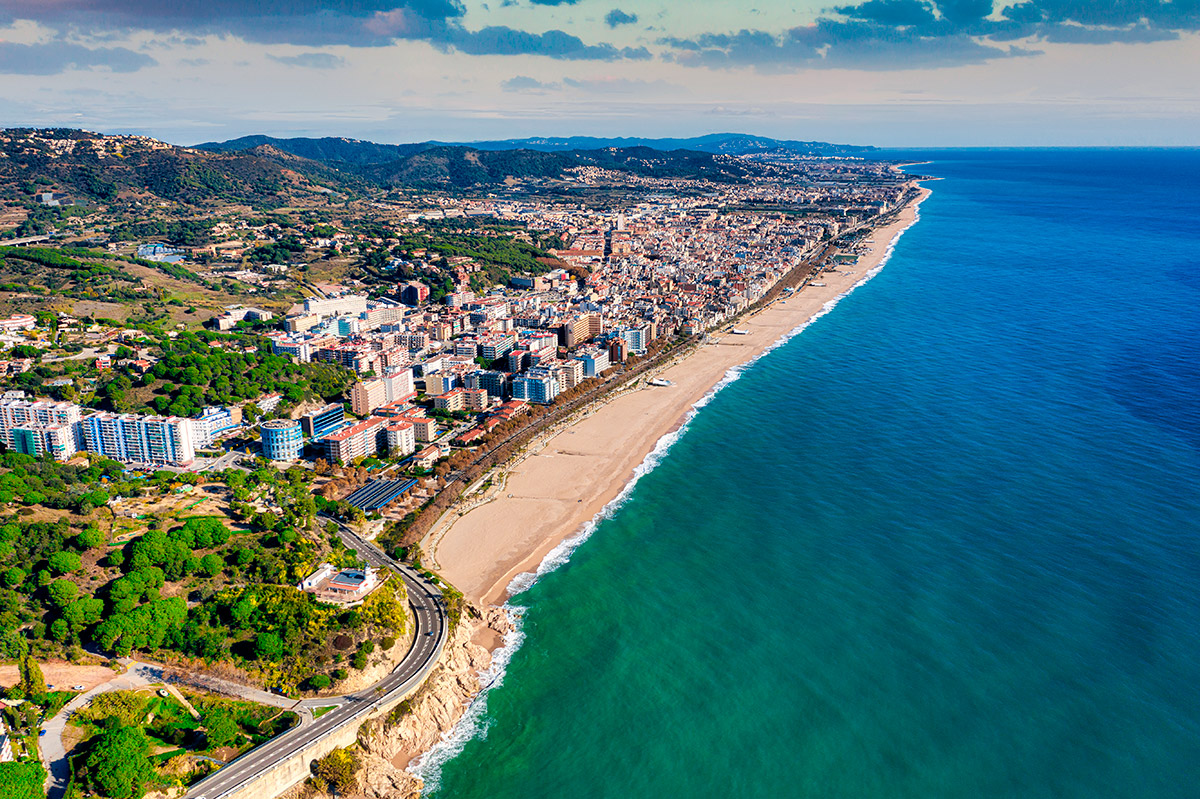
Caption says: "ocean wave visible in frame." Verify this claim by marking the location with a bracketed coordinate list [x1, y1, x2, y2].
[407, 607, 525, 795]
[408, 206, 923, 795]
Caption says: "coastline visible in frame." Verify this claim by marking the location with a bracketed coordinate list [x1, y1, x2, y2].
[427, 184, 932, 608]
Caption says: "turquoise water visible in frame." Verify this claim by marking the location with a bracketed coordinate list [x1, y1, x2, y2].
[421, 150, 1200, 798]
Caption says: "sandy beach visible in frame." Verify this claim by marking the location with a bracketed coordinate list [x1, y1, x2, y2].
[429, 185, 931, 607]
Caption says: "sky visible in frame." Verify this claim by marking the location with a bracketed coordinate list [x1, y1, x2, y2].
[0, 0, 1197, 147]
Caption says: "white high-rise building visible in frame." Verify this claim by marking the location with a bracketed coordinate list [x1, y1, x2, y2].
[81, 413, 196, 466]
[0, 398, 82, 460]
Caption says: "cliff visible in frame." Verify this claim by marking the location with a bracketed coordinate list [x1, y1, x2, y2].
[289, 603, 514, 799]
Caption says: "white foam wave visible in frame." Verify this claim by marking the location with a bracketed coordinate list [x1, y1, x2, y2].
[409, 208, 922, 795]
[408, 607, 525, 795]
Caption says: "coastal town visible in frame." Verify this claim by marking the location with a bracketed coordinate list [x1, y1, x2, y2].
[0, 126, 922, 799]
[0, 146, 914, 522]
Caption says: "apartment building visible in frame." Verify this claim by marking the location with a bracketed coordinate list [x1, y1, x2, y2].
[0, 398, 82, 458]
[512, 368, 559, 405]
[434, 389, 465, 412]
[81, 412, 196, 466]
[385, 420, 417, 456]
[322, 417, 386, 464]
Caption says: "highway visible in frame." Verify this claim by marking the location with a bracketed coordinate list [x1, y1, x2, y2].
[184, 521, 448, 799]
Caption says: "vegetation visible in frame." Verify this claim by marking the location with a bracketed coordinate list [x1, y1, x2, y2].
[0, 762, 46, 799]
[308, 747, 360, 795]
[66, 688, 297, 797]
[85, 331, 353, 418]
[80, 717, 155, 799]
[0, 454, 405, 689]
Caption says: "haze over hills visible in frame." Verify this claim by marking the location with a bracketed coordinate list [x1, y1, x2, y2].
[195, 132, 875, 164]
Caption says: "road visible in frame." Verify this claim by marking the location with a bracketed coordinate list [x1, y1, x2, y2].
[183, 522, 448, 799]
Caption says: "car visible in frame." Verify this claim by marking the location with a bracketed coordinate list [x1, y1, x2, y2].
[425, 631, 434, 637]
[71, 684, 85, 691]
[38, 730, 46, 736]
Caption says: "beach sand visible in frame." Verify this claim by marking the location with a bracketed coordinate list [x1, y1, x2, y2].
[429, 186, 930, 607]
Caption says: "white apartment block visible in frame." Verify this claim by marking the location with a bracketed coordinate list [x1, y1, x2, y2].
[81, 412, 196, 466]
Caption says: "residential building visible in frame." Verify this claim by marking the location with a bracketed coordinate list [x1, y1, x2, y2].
[576, 347, 611, 378]
[511, 368, 559, 405]
[350, 378, 387, 416]
[192, 406, 241, 447]
[385, 420, 417, 456]
[12, 424, 76, 461]
[304, 295, 368, 317]
[322, 417, 385, 464]
[0, 398, 82, 455]
[425, 372, 458, 396]
[466, 369, 508, 399]
[81, 412, 196, 466]
[554, 358, 585, 391]
[479, 334, 517, 361]
[400, 282, 429, 306]
[270, 338, 313, 362]
[464, 388, 490, 411]
[434, 389, 465, 412]
[621, 323, 652, 355]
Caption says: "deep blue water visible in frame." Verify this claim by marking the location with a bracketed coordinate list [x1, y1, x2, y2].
[422, 149, 1200, 798]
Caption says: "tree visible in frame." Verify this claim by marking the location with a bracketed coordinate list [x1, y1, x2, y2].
[48, 578, 79, 608]
[77, 527, 105, 549]
[0, 762, 46, 799]
[19, 654, 46, 697]
[47, 551, 82, 575]
[253, 632, 284, 662]
[305, 674, 331, 691]
[198, 553, 223, 577]
[202, 709, 240, 750]
[84, 717, 153, 799]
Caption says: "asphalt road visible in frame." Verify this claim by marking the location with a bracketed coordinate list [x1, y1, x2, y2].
[184, 523, 448, 799]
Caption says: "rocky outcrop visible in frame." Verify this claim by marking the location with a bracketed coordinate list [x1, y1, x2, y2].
[290, 604, 513, 799]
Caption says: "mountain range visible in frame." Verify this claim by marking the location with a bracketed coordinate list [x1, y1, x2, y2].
[195, 132, 874, 164]
[0, 129, 873, 212]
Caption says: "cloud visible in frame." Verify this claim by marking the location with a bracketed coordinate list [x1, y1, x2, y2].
[604, 9, 638, 28]
[443, 26, 650, 60]
[0, 0, 648, 61]
[663, 21, 1036, 71]
[501, 75, 560, 91]
[267, 51, 345, 68]
[0, 40, 156, 74]
[662, 0, 1200, 70]
[835, 0, 937, 27]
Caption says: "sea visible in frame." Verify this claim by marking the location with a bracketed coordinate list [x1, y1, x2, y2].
[414, 149, 1200, 798]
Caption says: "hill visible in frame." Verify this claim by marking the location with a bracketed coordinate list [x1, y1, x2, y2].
[195, 134, 430, 165]
[0, 129, 356, 209]
[362, 144, 753, 188]
[1, 128, 850, 219]
[195, 131, 874, 164]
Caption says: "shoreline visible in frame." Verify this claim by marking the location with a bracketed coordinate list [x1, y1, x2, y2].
[427, 184, 932, 608]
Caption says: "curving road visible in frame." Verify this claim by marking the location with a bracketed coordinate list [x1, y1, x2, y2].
[183, 520, 448, 799]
